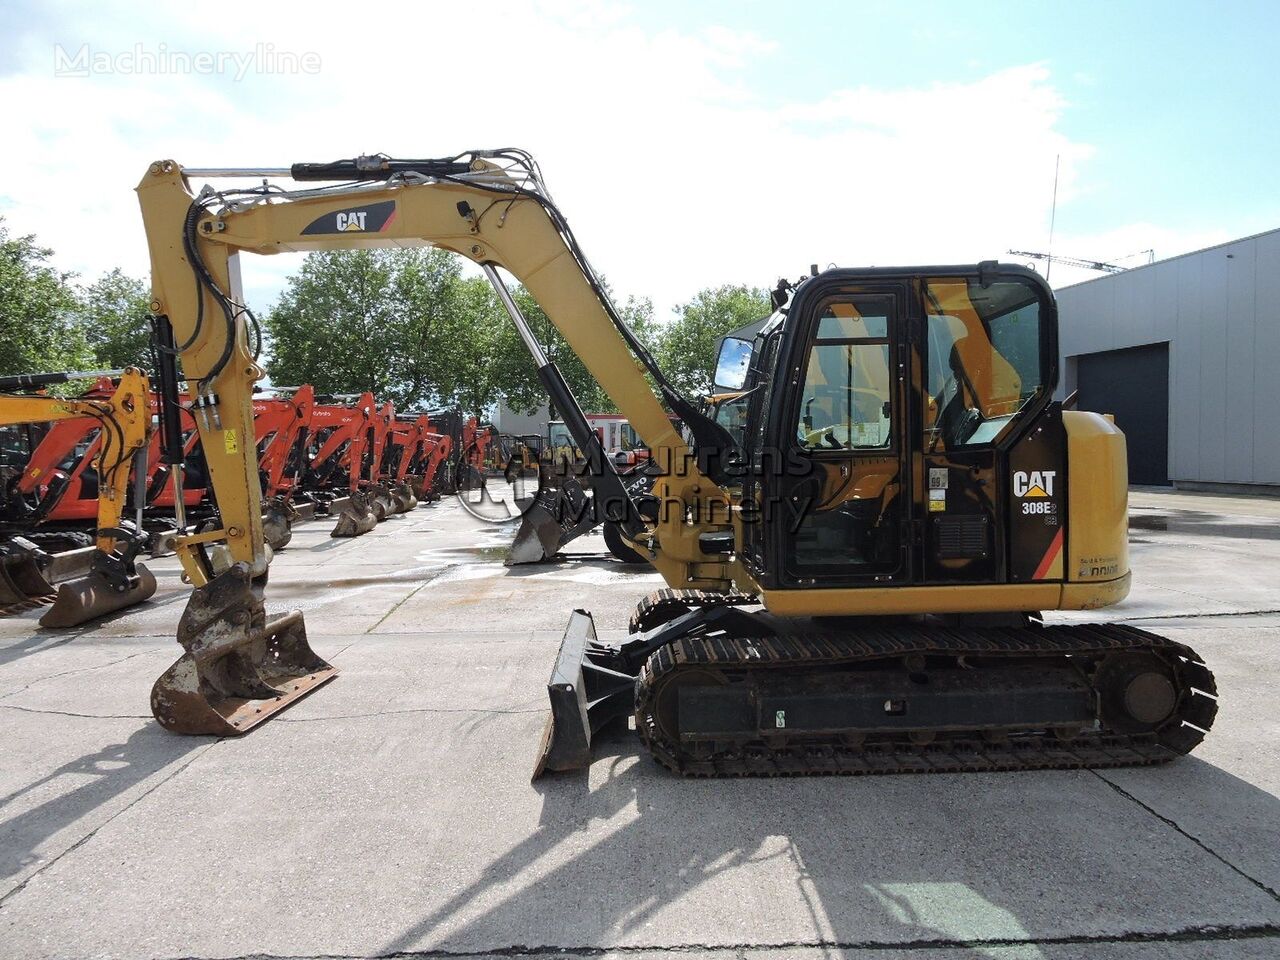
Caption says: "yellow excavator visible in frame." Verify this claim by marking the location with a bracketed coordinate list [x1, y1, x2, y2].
[136, 151, 1216, 776]
[0, 368, 157, 626]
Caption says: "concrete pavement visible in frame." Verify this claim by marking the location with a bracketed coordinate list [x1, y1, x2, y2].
[0, 487, 1277, 959]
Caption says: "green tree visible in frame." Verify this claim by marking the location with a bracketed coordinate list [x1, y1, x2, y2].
[655, 284, 772, 397]
[0, 217, 89, 376]
[490, 286, 659, 416]
[264, 248, 499, 409]
[76, 268, 152, 369]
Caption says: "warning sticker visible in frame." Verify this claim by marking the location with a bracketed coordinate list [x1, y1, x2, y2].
[224, 429, 238, 454]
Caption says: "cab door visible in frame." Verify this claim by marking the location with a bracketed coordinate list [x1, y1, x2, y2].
[768, 285, 912, 587]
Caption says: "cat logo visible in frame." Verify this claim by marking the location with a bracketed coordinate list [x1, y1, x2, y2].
[301, 200, 397, 236]
[1013, 470, 1056, 498]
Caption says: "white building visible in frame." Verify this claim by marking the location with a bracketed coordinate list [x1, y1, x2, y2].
[1055, 227, 1280, 494]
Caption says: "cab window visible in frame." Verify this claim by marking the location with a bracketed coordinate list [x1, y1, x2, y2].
[796, 297, 893, 451]
[925, 279, 1045, 449]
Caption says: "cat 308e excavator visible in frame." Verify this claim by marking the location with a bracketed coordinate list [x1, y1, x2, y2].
[136, 151, 1216, 775]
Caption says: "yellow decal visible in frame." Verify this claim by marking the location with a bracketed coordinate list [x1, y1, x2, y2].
[928, 499, 946, 512]
[224, 429, 238, 454]
[1023, 484, 1049, 498]
[29, 467, 41, 479]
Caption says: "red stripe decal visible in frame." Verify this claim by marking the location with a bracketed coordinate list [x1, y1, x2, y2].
[380, 208, 398, 231]
[1033, 528, 1065, 580]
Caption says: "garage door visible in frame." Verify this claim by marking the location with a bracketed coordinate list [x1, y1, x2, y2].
[1074, 343, 1170, 486]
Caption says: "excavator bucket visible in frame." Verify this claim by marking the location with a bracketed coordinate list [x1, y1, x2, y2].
[369, 484, 397, 521]
[331, 491, 378, 538]
[40, 562, 157, 628]
[392, 481, 418, 513]
[261, 498, 295, 551]
[532, 609, 637, 779]
[0, 549, 55, 606]
[42, 546, 98, 583]
[151, 563, 336, 736]
[507, 474, 598, 565]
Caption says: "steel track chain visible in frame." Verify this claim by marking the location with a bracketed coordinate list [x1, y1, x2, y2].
[628, 588, 759, 634]
[634, 617, 1218, 777]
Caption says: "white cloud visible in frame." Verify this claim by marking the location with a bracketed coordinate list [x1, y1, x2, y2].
[0, 1, 1231, 329]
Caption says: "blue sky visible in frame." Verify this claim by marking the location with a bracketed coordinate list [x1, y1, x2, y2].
[628, 0, 1280, 243]
[0, 1, 1276, 311]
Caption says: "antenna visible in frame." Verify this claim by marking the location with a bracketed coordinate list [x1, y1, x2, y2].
[1046, 153, 1060, 283]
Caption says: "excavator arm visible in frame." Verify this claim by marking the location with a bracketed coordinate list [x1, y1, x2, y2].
[136, 151, 738, 735]
[0, 369, 157, 625]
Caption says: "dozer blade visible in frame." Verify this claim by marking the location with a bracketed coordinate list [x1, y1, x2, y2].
[0, 551, 55, 605]
[506, 475, 597, 565]
[532, 609, 637, 779]
[39, 563, 158, 629]
[331, 493, 378, 538]
[151, 563, 336, 736]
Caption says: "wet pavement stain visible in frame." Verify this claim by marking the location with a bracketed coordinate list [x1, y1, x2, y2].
[1130, 511, 1280, 540]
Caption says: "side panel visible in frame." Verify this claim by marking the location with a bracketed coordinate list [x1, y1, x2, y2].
[1006, 405, 1067, 583]
[1063, 410, 1129, 585]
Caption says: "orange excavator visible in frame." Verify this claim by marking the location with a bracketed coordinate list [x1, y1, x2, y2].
[373, 400, 417, 514]
[252, 385, 318, 548]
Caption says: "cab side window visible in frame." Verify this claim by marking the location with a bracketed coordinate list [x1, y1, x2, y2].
[925, 279, 1045, 449]
[795, 299, 892, 451]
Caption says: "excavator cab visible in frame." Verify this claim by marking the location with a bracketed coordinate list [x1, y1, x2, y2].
[738, 265, 1059, 591]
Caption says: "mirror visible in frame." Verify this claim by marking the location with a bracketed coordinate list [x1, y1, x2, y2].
[712, 337, 753, 391]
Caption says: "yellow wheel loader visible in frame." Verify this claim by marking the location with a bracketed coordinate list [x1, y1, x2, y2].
[136, 152, 1215, 778]
[0, 369, 157, 626]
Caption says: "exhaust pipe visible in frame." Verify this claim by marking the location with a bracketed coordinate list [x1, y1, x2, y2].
[151, 564, 336, 736]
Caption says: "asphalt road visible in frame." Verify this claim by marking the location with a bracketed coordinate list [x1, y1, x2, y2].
[0, 485, 1277, 959]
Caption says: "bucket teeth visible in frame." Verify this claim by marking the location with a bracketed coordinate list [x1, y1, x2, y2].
[150, 564, 336, 736]
[39, 563, 158, 629]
